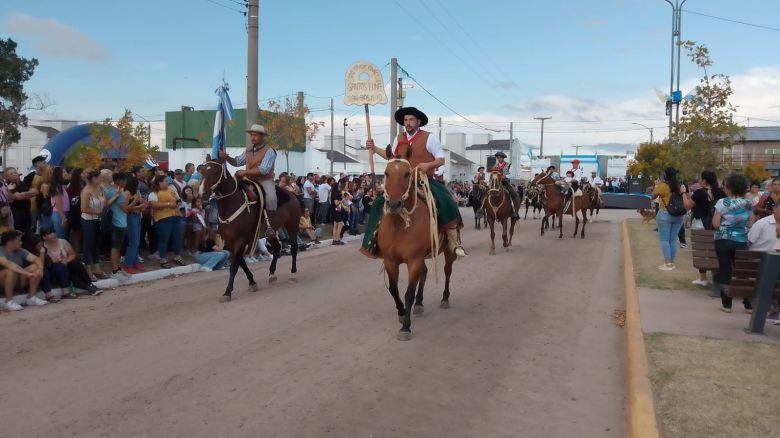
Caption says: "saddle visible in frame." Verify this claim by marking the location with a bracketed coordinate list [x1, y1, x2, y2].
[240, 180, 262, 204]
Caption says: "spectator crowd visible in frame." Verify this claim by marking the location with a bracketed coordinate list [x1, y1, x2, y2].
[0, 156, 387, 312]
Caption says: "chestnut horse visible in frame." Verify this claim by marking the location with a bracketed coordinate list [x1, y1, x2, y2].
[485, 171, 518, 254]
[377, 146, 456, 341]
[583, 182, 604, 221]
[200, 158, 302, 302]
[530, 173, 589, 239]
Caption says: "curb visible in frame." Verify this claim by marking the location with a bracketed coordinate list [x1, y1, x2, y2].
[622, 220, 660, 438]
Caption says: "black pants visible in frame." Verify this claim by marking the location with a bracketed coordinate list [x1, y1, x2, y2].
[67, 260, 94, 291]
[714, 239, 751, 309]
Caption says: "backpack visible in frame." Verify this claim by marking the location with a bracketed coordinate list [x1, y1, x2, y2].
[666, 192, 686, 217]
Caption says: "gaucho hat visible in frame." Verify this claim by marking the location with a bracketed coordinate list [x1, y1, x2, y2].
[494, 151, 507, 158]
[394, 107, 428, 127]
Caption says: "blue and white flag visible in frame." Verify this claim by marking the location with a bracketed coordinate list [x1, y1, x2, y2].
[527, 146, 535, 160]
[211, 81, 235, 160]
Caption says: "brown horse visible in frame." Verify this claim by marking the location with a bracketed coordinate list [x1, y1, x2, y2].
[531, 173, 589, 239]
[583, 182, 604, 221]
[485, 171, 518, 254]
[467, 183, 487, 229]
[200, 158, 302, 302]
[377, 146, 456, 341]
[523, 182, 543, 220]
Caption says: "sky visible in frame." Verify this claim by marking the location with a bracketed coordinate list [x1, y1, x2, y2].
[2, 0, 780, 155]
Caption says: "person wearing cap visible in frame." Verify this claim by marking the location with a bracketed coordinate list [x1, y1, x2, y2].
[363, 107, 466, 258]
[219, 124, 279, 229]
[590, 171, 603, 188]
[492, 151, 520, 219]
[569, 159, 584, 182]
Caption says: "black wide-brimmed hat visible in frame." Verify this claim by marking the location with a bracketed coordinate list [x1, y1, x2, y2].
[394, 107, 428, 126]
[494, 151, 507, 158]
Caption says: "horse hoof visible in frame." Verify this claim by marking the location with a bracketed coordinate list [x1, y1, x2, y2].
[248, 283, 259, 293]
[440, 300, 450, 309]
[489, 250, 495, 255]
[397, 331, 412, 341]
[505, 247, 511, 252]
[220, 295, 232, 303]
[268, 275, 277, 284]
[413, 305, 424, 315]
[288, 274, 297, 283]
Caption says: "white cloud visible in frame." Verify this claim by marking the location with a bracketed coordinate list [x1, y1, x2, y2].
[4, 13, 108, 63]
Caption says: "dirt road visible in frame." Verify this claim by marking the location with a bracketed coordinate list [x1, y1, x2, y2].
[0, 209, 630, 438]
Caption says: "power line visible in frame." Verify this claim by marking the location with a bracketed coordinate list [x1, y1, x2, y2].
[205, 0, 246, 15]
[684, 9, 780, 32]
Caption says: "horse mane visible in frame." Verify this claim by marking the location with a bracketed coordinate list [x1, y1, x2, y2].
[274, 186, 292, 204]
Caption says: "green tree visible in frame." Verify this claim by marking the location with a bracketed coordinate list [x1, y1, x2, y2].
[262, 97, 323, 173]
[0, 38, 39, 151]
[627, 141, 672, 179]
[741, 161, 772, 185]
[65, 110, 159, 171]
[672, 41, 743, 180]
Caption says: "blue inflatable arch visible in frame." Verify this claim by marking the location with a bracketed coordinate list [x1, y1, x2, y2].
[39, 124, 158, 168]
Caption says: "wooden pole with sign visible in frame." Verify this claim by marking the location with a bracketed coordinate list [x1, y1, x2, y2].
[344, 61, 388, 178]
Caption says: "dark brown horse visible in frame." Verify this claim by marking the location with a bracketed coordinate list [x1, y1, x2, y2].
[377, 146, 456, 341]
[200, 158, 302, 302]
[531, 173, 589, 239]
[523, 182, 543, 220]
[467, 183, 487, 229]
[485, 171, 518, 254]
[583, 182, 604, 221]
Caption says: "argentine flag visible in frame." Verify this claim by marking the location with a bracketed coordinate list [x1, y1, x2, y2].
[527, 146, 535, 160]
[211, 82, 235, 159]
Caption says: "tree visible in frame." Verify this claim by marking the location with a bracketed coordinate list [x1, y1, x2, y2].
[741, 161, 772, 185]
[672, 41, 743, 180]
[262, 97, 323, 173]
[0, 38, 39, 151]
[627, 140, 672, 179]
[64, 110, 158, 171]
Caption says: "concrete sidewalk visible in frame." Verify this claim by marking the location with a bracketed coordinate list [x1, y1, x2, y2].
[638, 287, 780, 343]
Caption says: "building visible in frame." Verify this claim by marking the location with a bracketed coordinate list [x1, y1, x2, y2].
[729, 126, 780, 174]
[3, 120, 77, 171]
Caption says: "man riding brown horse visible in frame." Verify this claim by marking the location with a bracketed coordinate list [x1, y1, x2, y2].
[361, 106, 466, 259]
[218, 124, 278, 233]
[493, 151, 520, 219]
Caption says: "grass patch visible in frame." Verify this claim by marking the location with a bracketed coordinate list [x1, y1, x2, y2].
[626, 218, 701, 290]
[646, 333, 780, 438]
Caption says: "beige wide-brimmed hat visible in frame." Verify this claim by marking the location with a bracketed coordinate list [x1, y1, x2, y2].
[246, 124, 268, 134]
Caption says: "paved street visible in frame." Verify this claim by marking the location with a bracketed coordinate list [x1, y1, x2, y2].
[0, 209, 632, 438]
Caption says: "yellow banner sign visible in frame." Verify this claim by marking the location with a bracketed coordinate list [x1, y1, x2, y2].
[344, 61, 388, 106]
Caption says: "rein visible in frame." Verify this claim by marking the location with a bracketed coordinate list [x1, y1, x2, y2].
[203, 161, 258, 225]
[486, 172, 506, 216]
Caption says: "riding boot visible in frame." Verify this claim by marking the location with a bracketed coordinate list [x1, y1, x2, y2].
[445, 227, 466, 258]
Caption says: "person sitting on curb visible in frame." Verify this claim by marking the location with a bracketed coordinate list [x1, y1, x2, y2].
[0, 230, 46, 311]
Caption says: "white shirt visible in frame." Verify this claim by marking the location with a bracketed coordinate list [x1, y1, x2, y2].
[317, 183, 331, 203]
[591, 175, 604, 186]
[303, 180, 316, 199]
[392, 130, 446, 160]
[748, 214, 779, 252]
[571, 167, 584, 181]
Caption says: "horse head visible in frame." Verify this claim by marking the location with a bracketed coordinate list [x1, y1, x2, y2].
[384, 148, 415, 215]
[530, 172, 553, 186]
[199, 157, 233, 198]
[488, 171, 502, 193]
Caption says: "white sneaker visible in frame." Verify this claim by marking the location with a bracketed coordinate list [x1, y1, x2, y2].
[25, 296, 49, 306]
[691, 279, 708, 286]
[200, 266, 213, 272]
[138, 256, 145, 263]
[148, 252, 160, 260]
[658, 264, 675, 271]
[4, 300, 22, 311]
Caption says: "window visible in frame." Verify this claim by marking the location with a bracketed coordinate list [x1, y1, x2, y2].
[765, 148, 780, 154]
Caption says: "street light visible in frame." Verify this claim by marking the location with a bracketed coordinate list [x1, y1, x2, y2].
[632, 122, 654, 143]
[664, 0, 688, 145]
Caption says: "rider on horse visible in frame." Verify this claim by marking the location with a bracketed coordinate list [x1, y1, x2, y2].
[360, 106, 466, 259]
[218, 124, 279, 231]
[473, 166, 486, 186]
[493, 151, 520, 219]
[569, 159, 584, 183]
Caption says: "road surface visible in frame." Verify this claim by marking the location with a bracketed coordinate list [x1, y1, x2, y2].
[0, 209, 631, 438]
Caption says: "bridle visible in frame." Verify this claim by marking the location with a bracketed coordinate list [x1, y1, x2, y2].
[383, 158, 419, 224]
[203, 161, 238, 200]
[486, 171, 506, 215]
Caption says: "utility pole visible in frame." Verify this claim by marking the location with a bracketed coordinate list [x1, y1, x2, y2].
[343, 118, 347, 171]
[330, 98, 334, 175]
[246, 0, 259, 145]
[508, 122, 513, 176]
[534, 117, 551, 157]
[390, 57, 398, 145]
[296, 91, 304, 114]
[664, 0, 687, 145]
[438, 117, 442, 142]
[398, 77, 404, 108]
[573, 145, 583, 155]
[632, 122, 654, 144]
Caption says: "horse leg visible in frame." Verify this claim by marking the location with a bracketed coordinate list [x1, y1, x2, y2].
[558, 212, 564, 239]
[398, 260, 424, 341]
[501, 218, 509, 249]
[268, 237, 281, 283]
[488, 217, 496, 255]
[573, 212, 580, 238]
[238, 254, 258, 292]
[581, 209, 588, 239]
[222, 253, 240, 302]
[509, 217, 517, 246]
[288, 226, 299, 282]
[441, 248, 455, 309]
[413, 264, 427, 315]
[384, 261, 404, 323]
[540, 213, 546, 236]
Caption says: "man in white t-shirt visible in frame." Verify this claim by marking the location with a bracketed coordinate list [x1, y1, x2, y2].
[590, 171, 604, 188]
[302, 173, 317, 215]
[748, 203, 780, 252]
[316, 177, 332, 226]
